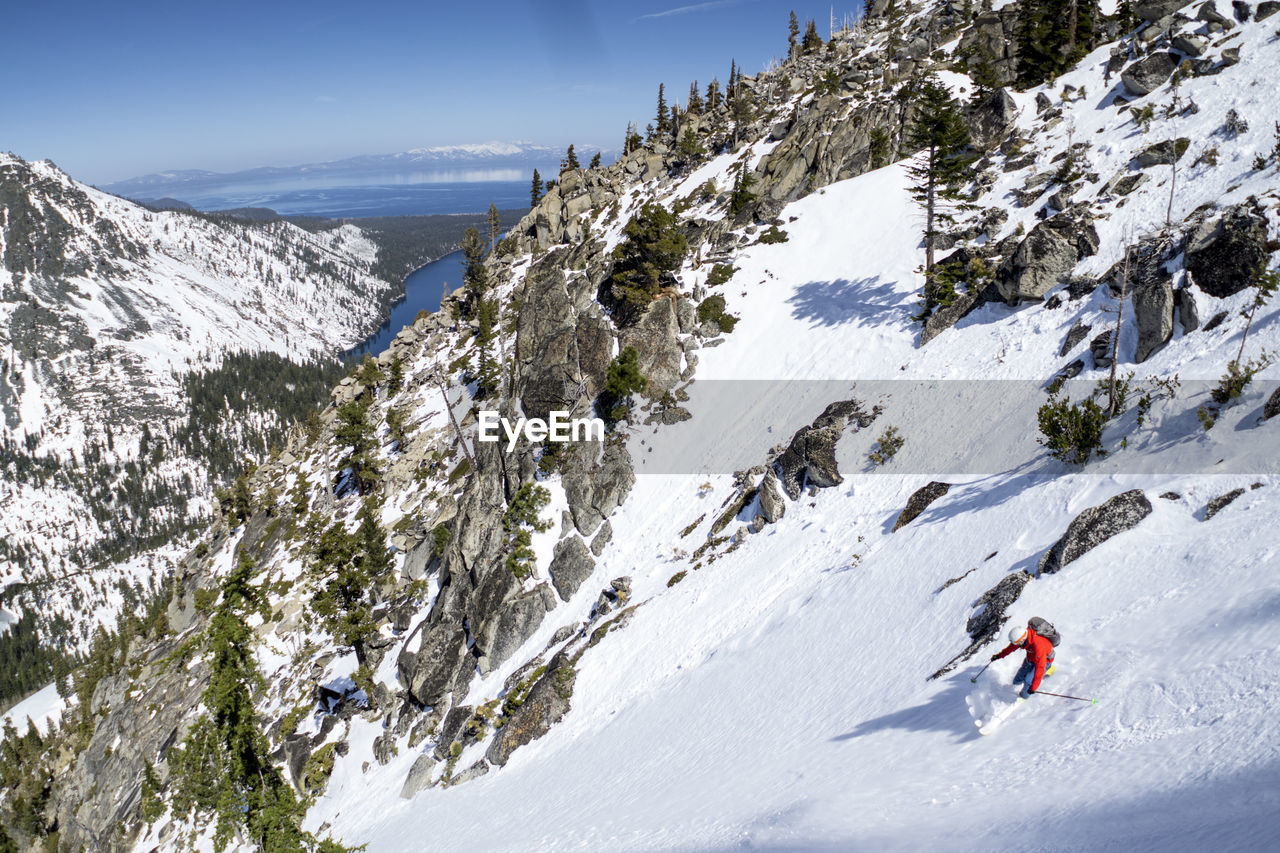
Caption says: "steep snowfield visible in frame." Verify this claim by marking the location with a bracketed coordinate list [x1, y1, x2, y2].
[296, 4, 1280, 847]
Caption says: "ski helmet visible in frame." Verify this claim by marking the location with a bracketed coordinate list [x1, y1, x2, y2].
[1009, 626, 1028, 645]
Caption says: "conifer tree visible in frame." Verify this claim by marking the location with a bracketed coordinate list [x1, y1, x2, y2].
[530, 169, 543, 207]
[687, 81, 704, 114]
[905, 75, 973, 312]
[706, 78, 723, 112]
[563, 144, 580, 171]
[335, 400, 377, 494]
[728, 60, 738, 101]
[655, 84, 670, 139]
[589, 151, 602, 169]
[1016, 0, 1097, 88]
[802, 19, 823, 53]
[487, 202, 500, 251]
[624, 121, 643, 153]
[788, 11, 800, 56]
[609, 203, 689, 321]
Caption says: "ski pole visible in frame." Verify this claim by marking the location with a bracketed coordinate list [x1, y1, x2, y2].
[1036, 690, 1097, 704]
[969, 662, 993, 683]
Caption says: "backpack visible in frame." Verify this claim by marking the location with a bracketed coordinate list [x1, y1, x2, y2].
[1028, 616, 1060, 647]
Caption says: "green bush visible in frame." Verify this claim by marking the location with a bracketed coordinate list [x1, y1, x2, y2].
[706, 263, 736, 287]
[1037, 393, 1107, 464]
[609, 203, 688, 321]
[596, 346, 648, 426]
[868, 426, 905, 465]
[759, 226, 789, 244]
[696, 294, 738, 333]
[503, 483, 553, 578]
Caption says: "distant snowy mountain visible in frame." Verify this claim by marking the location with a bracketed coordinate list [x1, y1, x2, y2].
[0, 152, 394, 655]
[105, 142, 612, 201]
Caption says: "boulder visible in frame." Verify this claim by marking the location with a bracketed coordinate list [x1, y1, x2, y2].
[1038, 489, 1153, 574]
[1177, 287, 1200, 333]
[1133, 138, 1190, 168]
[757, 467, 787, 524]
[590, 520, 612, 556]
[920, 289, 982, 345]
[773, 400, 878, 499]
[1264, 387, 1280, 420]
[1133, 279, 1175, 362]
[1108, 173, 1148, 196]
[1172, 33, 1209, 57]
[451, 760, 490, 786]
[1259, 1, 1280, 20]
[1137, 0, 1190, 20]
[965, 571, 1033, 644]
[1121, 52, 1179, 96]
[1185, 204, 1271, 298]
[1060, 321, 1093, 357]
[967, 88, 1019, 152]
[620, 296, 684, 394]
[892, 482, 952, 532]
[400, 753, 436, 798]
[1205, 488, 1246, 520]
[563, 438, 634, 536]
[487, 652, 577, 766]
[549, 535, 595, 602]
[1198, 2, 1234, 26]
[995, 215, 1096, 303]
[1233, 0, 1252, 21]
[475, 583, 557, 671]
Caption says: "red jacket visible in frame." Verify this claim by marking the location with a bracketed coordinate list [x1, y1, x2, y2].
[994, 627, 1054, 691]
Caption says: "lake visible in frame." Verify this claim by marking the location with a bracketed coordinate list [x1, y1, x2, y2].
[348, 250, 464, 359]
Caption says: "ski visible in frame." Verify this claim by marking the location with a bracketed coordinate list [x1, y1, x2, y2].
[977, 698, 1025, 735]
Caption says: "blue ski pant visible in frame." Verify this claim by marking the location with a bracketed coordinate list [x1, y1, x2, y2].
[1013, 653, 1055, 691]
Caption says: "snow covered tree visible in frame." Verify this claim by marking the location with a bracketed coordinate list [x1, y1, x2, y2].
[905, 75, 973, 312]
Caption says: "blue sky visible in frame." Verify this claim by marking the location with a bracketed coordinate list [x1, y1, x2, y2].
[1, 0, 863, 184]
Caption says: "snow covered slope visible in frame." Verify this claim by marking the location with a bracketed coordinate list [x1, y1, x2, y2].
[18, 1, 1280, 851]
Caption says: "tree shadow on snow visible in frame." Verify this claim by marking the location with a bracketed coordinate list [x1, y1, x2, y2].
[829, 677, 979, 743]
[787, 277, 907, 328]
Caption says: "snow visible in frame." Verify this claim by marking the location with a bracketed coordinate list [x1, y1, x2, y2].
[1, 683, 67, 742]
[298, 9, 1280, 849]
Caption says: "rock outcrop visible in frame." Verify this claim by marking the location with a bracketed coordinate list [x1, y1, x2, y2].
[892, 482, 952, 532]
[1204, 488, 1245, 520]
[995, 214, 1098, 304]
[1121, 52, 1179, 96]
[1185, 203, 1272, 298]
[773, 400, 879, 499]
[1133, 279, 1175, 362]
[1038, 490, 1154, 575]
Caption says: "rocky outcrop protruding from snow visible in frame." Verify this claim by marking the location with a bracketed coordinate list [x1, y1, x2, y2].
[549, 535, 595, 602]
[967, 88, 1020, 152]
[995, 214, 1098, 304]
[893, 482, 952, 532]
[929, 569, 1033, 680]
[773, 400, 879, 499]
[757, 468, 787, 524]
[1204, 488, 1245, 520]
[620, 296, 684, 395]
[1134, 279, 1175, 362]
[562, 439, 635, 536]
[1265, 387, 1280, 420]
[1121, 52, 1179, 96]
[1037, 490, 1154, 575]
[486, 651, 577, 767]
[1138, 0, 1193, 22]
[1185, 202, 1272, 298]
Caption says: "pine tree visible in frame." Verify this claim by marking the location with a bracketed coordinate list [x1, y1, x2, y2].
[905, 75, 973, 313]
[335, 400, 377, 494]
[687, 81, 704, 114]
[655, 84, 670, 140]
[589, 151, 602, 169]
[563, 143, 580, 171]
[487, 202, 500, 251]
[728, 60, 738, 102]
[609, 203, 689, 320]
[706, 78, 723, 112]
[802, 19, 823, 53]
[788, 10, 800, 56]
[1016, 0, 1097, 88]
[530, 169, 543, 207]
[624, 121, 643, 153]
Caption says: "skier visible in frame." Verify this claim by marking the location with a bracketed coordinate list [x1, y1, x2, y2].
[990, 622, 1056, 698]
